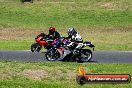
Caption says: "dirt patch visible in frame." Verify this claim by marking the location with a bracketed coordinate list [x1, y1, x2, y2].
[21, 69, 76, 81]
[0, 72, 12, 80]
[0, 28, 67, 40]
[22, 69, 49, 80]
[80, 26, 132, 34]
[50, 69, 63, 76]
[1, 27, 131, 41]
[0, 28, 66, 40]
[0, 28, 47, 40]
[67, 70, 76, 79]
[100, 2, 114, 9]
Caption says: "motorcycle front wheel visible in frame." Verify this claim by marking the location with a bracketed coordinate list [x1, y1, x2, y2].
[45, 50, 60, 61]
[31, 43, 42, 52]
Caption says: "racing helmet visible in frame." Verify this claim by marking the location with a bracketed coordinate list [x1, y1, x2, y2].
[68, 28, 77, 36]
[49, 27, 55, 34]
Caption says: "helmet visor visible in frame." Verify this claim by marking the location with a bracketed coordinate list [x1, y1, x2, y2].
[49, 30, 54, 34]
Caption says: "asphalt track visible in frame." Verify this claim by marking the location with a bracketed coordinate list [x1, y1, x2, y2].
[0, 50, 132, 63]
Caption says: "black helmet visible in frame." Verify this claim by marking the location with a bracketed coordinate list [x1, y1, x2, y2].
[68, 28, 77, 36]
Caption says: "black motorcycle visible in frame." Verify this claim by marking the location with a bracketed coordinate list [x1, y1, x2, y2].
[45, 40, 95, 63]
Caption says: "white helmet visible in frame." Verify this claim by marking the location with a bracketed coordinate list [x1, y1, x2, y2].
[68, 28, 77, 36]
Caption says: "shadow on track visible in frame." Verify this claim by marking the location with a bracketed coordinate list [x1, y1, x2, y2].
[40, 52, 97, 63]
[58, 60, 98, 63]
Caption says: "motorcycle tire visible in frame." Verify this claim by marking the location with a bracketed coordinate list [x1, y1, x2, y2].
[45, 50, 60, 61]
[31, 43, 42, 52]
[77, 49, 92, 63]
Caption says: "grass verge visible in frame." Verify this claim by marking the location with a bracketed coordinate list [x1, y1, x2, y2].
[0, 61, 132, 88]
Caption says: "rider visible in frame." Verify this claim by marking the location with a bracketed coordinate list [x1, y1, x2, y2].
[48, 27, 60, 40]
[48, 27, 61, 48]
[67, 27, 83, 50]
[59, 27, 83, 61]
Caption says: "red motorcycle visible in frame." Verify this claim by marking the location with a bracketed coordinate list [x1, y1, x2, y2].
[31, 33, 53, 52]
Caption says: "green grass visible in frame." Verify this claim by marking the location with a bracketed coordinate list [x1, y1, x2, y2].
[0, 40, 31, 50]
[0, 0, 132, 50]
[0, 61, 132, 88]
[0, 1, 131, 29]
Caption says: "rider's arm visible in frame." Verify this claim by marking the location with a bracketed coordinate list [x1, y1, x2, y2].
[54, 31, 60, 40]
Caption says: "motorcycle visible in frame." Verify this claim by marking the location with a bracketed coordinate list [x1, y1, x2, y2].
[31, 33, 53, 52]
[45, 39, 95, 62]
